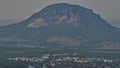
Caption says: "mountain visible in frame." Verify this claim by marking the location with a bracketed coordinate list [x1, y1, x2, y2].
[0, 3, 120, 48]
[0, 19, 19, 26]
[109, 20, 120, 28]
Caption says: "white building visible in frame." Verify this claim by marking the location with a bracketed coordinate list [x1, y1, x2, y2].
[43, 64, 48, 68]
[28, 65, 34, 68]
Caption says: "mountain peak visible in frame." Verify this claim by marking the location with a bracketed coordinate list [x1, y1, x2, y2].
[27, 3, 110, 28]
[30, 3, 90, 19]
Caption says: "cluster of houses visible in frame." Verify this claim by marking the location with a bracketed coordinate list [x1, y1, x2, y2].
[7, 53, 115, 63]
[6, 53, 120, 68]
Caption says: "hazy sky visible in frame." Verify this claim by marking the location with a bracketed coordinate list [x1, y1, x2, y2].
[0, 0, 120, 22]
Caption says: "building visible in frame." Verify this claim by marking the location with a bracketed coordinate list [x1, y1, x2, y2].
[28, 65, 35, 68]
[43, 64, 48, 68]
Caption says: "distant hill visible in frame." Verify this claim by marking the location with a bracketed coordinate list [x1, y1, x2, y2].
[0, 3, 120, 49]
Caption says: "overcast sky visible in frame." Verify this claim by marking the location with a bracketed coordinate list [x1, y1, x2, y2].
[0, 0, 120, 22]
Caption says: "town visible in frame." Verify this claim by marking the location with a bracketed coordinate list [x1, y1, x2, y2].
[7, 53, 120, 68]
